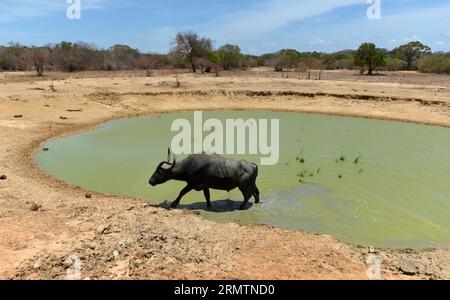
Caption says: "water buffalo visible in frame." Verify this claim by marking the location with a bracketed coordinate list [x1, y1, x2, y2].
[149, 149, 260, 210]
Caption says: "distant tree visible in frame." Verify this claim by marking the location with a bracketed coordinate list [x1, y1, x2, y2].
[241, 55, 258, 68]
[206, 50, 220, 65]
[298, 58, 325, 80]
[217, 44, 242, 70]
[28, 47, 50, 76]
[322, 50, 355, 70]
[418, 54, 450, 74]
[1, 43, 28, 71]
[138, 54, 168, 76]
[52, 41, 75, 72]
[172, 31, 213, 73]
[108, 44, 140, 70]
[354, 43, 386, 75]
[273, 49, 301, 71]
[394, 41, 431, 70]
[256, 53, 277, 67]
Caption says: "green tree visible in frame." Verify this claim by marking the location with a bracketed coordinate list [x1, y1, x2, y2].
[256, 53, 277, 67]
[274, 49, 301, 71]
[394, 41, 431, 69]
[217, 44, 242, 70]
[206, 50, 220, 64]
[354, 43, 386, 75]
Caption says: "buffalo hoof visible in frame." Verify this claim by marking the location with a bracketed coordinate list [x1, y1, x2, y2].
[170, 202, 178, 209]
[240, 204, 247, 210]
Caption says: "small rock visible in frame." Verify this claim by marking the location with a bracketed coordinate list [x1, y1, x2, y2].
[399, 260, 417, 275]
[0, 175, 7, 180]
[97, 224, 111, 234]
[30, 203, 40, 211]
[14, 114, 23, 118]
[43, 148, 49, 152]
[113, 250, 120, 258]
[85, 193, 92, 199]
[59, 116, 68, 120]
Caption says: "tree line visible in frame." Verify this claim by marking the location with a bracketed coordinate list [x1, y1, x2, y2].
[1, 31, 449, 76]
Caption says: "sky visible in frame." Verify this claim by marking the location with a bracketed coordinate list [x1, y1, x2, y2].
[1, 0, 450, 54]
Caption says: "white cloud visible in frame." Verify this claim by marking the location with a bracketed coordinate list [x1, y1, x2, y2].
[204, 0, 365, 40]
[0, 0, 109, 22]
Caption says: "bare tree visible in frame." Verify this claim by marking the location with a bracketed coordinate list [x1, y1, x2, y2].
[28, 47, 50, 76]
[138, 54, 167, 76]
[172, 31, 212, 73]
[298, 58, 324, 80]
[0, 43, 28, 71]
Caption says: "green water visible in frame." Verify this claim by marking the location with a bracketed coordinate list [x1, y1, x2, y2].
[36, 111, 450, 249]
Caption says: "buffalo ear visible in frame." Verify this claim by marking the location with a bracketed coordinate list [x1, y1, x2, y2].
[161, 162, 173, 170]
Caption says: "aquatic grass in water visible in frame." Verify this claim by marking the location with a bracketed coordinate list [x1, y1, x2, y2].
[36, 111, 450, 249]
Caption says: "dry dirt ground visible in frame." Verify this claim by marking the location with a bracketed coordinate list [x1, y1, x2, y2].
[0, 69, 449, 280]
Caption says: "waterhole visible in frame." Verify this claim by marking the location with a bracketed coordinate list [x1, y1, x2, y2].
[36, 111, 450, 249]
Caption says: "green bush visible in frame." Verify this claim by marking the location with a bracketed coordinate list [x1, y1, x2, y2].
[382, 57, 404, 71]
[418, 54, 450, 74]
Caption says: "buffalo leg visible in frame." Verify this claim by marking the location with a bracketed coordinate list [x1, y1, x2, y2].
[203, 189, 212, 208]
[239, 187, 252, 210]
[252, 186, 260, 204]
[171, 185, 193, 208]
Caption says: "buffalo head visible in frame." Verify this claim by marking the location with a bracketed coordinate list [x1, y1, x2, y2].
[149, 148, 177, 186]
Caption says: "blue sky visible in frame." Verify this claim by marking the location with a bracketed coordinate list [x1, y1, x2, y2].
[1, 0, 450, 54]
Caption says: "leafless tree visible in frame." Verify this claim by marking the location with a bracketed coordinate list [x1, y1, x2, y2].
[138, 54, 167, 76]
[172, 31, 213, 73]
[28, 47, 50, 76]
[298, 58, 324, 80]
